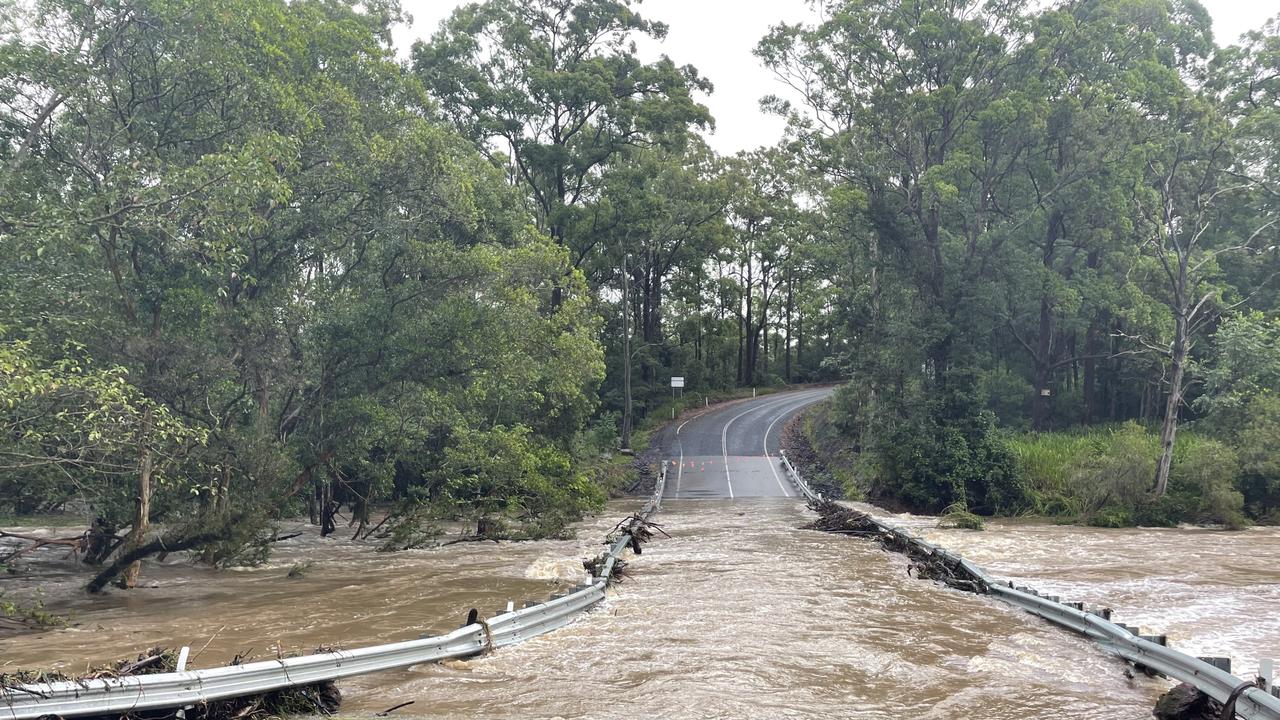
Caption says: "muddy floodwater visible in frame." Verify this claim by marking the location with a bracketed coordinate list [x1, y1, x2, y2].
[3, 499, 1277, 719]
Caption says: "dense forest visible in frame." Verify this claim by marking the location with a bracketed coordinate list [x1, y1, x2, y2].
[1, 0, 1277, 594]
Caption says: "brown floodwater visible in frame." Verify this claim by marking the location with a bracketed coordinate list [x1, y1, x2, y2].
[3, 499, 1273, 719]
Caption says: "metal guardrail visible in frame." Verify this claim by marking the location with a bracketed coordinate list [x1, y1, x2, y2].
[1, 465, 668, 720]
[778, 451, 1280, 720]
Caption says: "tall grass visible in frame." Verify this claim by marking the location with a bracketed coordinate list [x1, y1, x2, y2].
[1006, 423, 1246, 528]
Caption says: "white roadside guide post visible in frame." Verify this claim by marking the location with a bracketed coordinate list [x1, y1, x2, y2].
[671, 376, 684, 418]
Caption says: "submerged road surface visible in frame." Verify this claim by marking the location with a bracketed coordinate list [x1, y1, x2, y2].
[655, 388, 833, 499]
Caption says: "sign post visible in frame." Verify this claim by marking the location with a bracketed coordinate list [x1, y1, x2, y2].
[670, 377, 684, 418]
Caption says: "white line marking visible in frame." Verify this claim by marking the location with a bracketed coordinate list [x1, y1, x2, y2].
[763, 395, 824, 497]
[674, 418, 690, 498]
[720, 392, 811, 498]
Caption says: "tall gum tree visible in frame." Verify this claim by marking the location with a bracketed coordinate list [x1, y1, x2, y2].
[412, 0, 714, 299]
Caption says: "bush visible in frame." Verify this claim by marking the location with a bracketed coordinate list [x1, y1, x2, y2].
[875, 406, 1029, 516]
[1071, 423, 1157, 518]
[1234, 395, 1280, 518]
[1171, 436, 1246, 529]
[937, 502, 985, 530]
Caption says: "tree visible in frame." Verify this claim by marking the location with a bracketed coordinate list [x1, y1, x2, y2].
[593, 141, 733, 439]
[1135, 94, 1276, 496]
[413, 0, 713, 294]
[0, 0, 609, 586]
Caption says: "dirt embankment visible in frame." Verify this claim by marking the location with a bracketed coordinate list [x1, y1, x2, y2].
[779, 405, 845, 500]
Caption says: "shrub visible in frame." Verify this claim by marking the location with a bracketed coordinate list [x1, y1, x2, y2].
[875, 406, 1029, 516]
[1171, 436, 1246, 529]
[937, 502, 985, 530]
[1234, 395, 1280, 519]
[1072, 422, 1157, 518]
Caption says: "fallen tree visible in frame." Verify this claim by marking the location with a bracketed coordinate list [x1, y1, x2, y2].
[86, 515, 246, 593]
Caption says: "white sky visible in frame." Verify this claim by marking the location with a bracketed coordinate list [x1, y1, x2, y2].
[393, 0, 1278, 155]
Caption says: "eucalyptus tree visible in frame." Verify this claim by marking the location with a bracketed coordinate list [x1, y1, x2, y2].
[413, 0, 713, 302]
[759, 0, 1034, 391]
[723, 148, 801, 387]
[593, 140, 732, 444]
[1134, 95, 1277, 497]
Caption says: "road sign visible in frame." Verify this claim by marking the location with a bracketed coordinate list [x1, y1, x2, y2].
[671, 377, 685, 388]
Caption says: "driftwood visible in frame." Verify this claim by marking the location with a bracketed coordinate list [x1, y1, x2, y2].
[805, 499, 989, 595]
[0, 530, 90, 563]
[582, 512, 667, 583]
[86, 515, 245, 593]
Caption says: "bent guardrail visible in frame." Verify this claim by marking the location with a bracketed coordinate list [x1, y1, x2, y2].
[0, 465, 667, 720]
[779, 451, 1280, 720]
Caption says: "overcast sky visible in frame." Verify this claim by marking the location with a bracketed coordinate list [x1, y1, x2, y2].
[392, 1, 1278, 155]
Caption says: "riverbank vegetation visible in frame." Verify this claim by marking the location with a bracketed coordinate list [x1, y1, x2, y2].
[770, 1, 1280, 528]
[2, 0, 1279, 598]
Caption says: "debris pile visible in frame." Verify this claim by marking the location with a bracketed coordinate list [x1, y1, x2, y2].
[1, 647, 341, 720]
[582, 512, 667, 584]
[805, 499, 988, 595]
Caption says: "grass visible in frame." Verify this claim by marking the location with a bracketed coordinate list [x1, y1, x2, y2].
[937, 502, 985, 530]
[1005, 423, 1248, 528]
[637, 385, 787, 432]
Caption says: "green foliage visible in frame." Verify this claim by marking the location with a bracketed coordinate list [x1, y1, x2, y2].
[0, 0, 613, 584]
[874, 384, 1030, 516]
[937, 502, 985, 531]
[0, 335, 205, 520]
[1009, 423, 1249, 528]
[0, 592, 66, 629]
[1198, 312, 1280, 436]
[437, 425, 603, 536]
[755, 0, 1279, 519]
[1234, 394, 1280, 519]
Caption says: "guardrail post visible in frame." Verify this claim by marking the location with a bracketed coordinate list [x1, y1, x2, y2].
[1199, 657, 1232, 674]
[1260, 658, 1274, 691]
[176, 646, 190, 673]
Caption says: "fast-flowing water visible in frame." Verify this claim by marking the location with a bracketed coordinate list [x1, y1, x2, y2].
[3, 499, 1276, 719]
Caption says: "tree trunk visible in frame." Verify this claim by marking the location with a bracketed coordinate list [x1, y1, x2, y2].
[621, 244, 633, 450]
[1082, 312, 1103, 426]
[867, 229, 882, 433]
[120, 406, 155, 589]
[784, 269, 793, 382]
[743, 253, 755, 386]
[1031, 211, 1063, 431]
[1153, 313, 1188, 497]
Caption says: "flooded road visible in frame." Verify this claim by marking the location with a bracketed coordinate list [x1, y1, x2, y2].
[914, 514, 1280, 679]
[2, 499, 1189, 719]
[4, 390, 1275, 718]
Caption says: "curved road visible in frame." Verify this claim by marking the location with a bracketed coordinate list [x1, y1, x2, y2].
[655, 387, 834, 499]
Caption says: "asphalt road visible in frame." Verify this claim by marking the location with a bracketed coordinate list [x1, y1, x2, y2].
[655, 388, 834, 499]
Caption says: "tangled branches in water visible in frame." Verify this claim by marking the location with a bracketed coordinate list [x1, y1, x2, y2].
[805, 499, 989, 595]
[582, 512, 668, 584]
